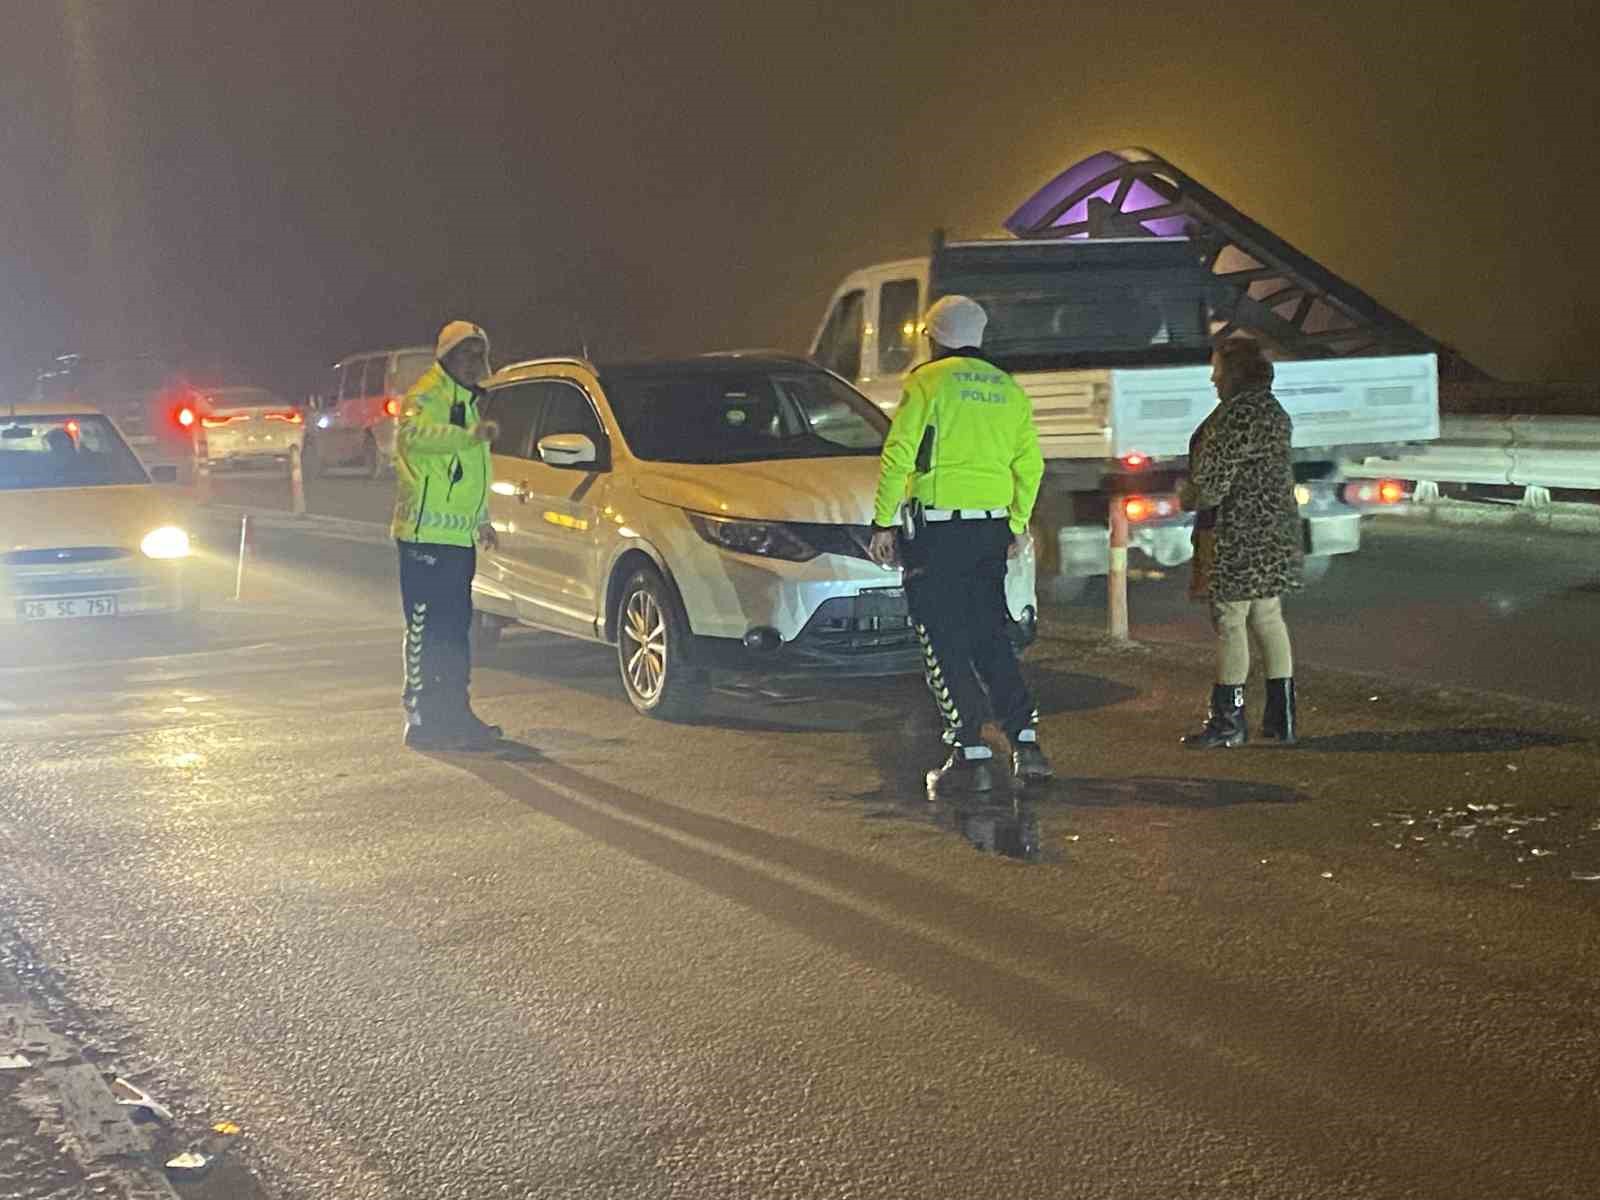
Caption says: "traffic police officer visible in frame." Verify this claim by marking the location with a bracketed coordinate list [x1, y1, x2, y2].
[392, 320, 503, 750]
[868, 295, 1052, 793]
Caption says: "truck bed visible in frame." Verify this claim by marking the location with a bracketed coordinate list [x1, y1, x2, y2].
[1018, 353, 1440, 462]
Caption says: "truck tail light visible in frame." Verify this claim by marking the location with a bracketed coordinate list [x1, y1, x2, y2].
[1122, 493, 1181, 523]
[1342, 479, 1407, 505]
[383, 398, 399, 417]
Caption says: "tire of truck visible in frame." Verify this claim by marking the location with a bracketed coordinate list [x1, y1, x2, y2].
[1300, 554, 1336, 586]
[470, 609, 505, 665]
[1041, 574, 1097, 604]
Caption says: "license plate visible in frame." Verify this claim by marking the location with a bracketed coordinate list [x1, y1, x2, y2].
[856, 587, 906, 616]
[17, 595, 119, 621]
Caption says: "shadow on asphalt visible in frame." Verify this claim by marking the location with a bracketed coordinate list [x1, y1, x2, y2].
[486, 631, 1138, 736]
[1293, 728, 1584, 754]
[445, 750, 1592, 1194]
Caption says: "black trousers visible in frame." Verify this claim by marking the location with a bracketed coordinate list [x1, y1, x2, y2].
[902, 518, 1038, 749]
[397, 540, 476, 728]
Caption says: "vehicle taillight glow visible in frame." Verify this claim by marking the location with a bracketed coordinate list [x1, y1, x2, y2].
[1342, 479, 1407, 505]
[1124, 496, 1152, 522]
[383, 398, 399, 418]
[265, 411, 303, 424]
[201, 414, 238, 428]
[64, 419, 80, 440]
[1123, 452, 1148, 469]
[176, 405, 196, 429]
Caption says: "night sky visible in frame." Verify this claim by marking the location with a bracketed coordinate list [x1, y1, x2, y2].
[2, 1, 1596, 396]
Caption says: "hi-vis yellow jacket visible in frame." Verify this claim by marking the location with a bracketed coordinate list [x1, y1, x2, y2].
[390, 363, 492, 546]
[872, 353, 1044, 535]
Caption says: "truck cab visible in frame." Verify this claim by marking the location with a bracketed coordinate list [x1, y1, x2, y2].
[811, 237, 1438, 590]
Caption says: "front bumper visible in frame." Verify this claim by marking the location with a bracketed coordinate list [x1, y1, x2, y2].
[1, 555, 185, 624]
[687, 590, 1040, 678]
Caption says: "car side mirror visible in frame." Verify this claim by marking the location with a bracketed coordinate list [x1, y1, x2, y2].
[537, 433, 598, 470]
[150, 465, 179, 483]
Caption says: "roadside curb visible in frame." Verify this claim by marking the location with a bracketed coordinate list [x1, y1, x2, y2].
[0, 959, 182, 1198]
[1371, 498, 1600, 536]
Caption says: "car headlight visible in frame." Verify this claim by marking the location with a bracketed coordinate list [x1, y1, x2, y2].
[687, 512, 816, 562]
[141, 526, 191, 559]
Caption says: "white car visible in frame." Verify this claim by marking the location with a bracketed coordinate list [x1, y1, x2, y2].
[470, 353, 1038, 718]
[1, 404, 192, 625]
[198, 386, 306, 472]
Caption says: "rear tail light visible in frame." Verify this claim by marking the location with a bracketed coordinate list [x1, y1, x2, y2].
[1342, 479, 1408, 505]
[264, 411, 303, 424]
[383, 397, 399, 418]
[1122, 494, 1180, 523]
[1122, 451, 1149, 469]
[201, 414, 239, 428]
[175, 405, 196, 429]
[64, 419, 80, 440]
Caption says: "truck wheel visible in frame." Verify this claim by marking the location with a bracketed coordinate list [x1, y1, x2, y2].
[1042, 574, 1095, 604]
[616, 567, 708, 721]
[1300, 555, 1336, 586]
[470, 609, 505, 664]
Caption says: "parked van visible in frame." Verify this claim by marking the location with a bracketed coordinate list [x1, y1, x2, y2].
[303, 346, 434, 478]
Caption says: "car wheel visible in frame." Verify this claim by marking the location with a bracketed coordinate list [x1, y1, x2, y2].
[1300, 554, 1336, 586]
[616, 567, 707, 720]
[470, 609, 504, 665]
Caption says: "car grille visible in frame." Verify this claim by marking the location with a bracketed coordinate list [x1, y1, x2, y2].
[11, 574, 144, 596]
[4, 547, 128, 565]
[798, 593, 918, 653]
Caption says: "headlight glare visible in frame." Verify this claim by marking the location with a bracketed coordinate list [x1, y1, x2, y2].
[141, 525, 191, 559]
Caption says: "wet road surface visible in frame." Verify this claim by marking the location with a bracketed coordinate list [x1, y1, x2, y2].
[204, 470, 1600, 713]
[3, 513, 1599, 1198]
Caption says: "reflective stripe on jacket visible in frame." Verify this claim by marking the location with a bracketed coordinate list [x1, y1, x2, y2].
[390, 363, 492, 546]
[872, 352, 1044, 535]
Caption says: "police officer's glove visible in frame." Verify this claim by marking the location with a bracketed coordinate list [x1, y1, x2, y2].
[867, 527, 899, 569]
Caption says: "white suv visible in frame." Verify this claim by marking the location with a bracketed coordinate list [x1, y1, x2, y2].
[470, 354, 1038, 719]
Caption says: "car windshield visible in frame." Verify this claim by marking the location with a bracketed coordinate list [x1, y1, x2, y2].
[602, 367, 887, 464]
[0, 414, 150, 490]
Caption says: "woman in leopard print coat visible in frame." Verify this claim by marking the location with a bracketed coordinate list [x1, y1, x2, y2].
[1179, 338, 1303, 747]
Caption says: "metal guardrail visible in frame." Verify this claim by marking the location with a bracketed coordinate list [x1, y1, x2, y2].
[1346, 414, 1600, 501]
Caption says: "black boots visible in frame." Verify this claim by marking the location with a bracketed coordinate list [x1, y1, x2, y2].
[1012, 743, 1055, 784]
[1261, 677, 1297, 745]
[1183, 684, 1248, 749]
[928, 749, 998, 795]
[1183, 680, 1298, 748]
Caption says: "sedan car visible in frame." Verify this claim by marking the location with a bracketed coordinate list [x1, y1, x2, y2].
[469, 353, 1037, 719]
[198, 386, 305, 473]
[1, 404, 192, 624]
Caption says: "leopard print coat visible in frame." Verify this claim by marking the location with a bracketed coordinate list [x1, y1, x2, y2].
[1188, 385, 1303, 601]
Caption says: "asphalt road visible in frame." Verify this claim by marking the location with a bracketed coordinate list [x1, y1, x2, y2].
[2, 510, 1599, 1198]
[203, 470, 1600, 714]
